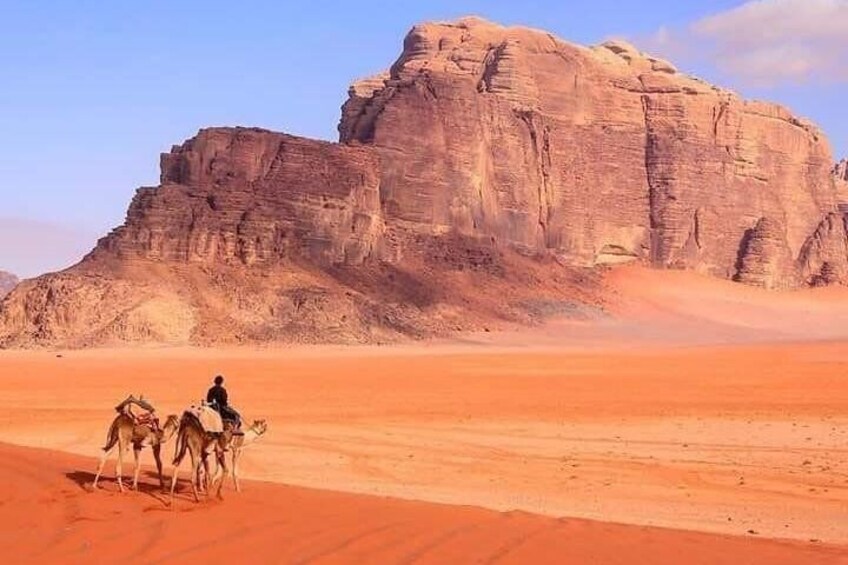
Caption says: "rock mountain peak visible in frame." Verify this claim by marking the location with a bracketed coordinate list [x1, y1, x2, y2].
[1, 18, 846, 347]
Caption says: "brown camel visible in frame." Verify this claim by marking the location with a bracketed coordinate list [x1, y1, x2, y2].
[92, 407, 179, 492]
[169, 412, 234, 503]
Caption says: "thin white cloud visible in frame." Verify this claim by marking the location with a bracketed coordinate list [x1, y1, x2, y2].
[639, 0, 848, 86]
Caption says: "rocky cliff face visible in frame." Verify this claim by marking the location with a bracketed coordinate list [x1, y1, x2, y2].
[94, 129, 387, 266]
[836, 159, 848, 209]
[809, 160, 848, 287]
[341, 18, 841, 282]
[1, 17, 846, 346]
[0, 271, 18, 298]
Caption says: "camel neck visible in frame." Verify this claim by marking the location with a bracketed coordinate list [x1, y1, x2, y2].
[241, 429, 264, 445]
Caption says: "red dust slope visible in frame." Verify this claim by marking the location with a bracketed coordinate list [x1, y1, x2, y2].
[1, 443, 844, 565]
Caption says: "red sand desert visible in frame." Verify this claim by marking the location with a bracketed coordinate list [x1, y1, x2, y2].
[1, 268, 847, 564]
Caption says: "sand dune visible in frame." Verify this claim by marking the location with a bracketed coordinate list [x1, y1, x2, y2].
[464, 266, 848, 349]
[2, 443, 844, 564]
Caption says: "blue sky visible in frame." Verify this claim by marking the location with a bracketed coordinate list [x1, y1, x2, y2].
[1, 0, 846, 277]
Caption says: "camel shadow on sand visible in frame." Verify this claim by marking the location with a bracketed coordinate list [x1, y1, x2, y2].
[64, 469, 222, 508]
[64, 469, 181, 505]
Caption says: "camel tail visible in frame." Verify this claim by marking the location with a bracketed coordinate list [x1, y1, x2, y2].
[172, 426, 188, 466]
[102, 419, 119, 452]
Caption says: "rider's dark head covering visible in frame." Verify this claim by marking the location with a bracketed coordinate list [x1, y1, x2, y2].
[214, 375, 224, 386]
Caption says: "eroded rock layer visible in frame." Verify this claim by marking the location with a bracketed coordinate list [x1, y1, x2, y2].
[1, 17, 846, 346]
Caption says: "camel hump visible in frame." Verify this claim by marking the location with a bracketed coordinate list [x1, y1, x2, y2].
[184, 405, 223, 434]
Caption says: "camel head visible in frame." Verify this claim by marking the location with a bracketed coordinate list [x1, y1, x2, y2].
[250, 419, 268, 436]
[159, 414, 180, 443]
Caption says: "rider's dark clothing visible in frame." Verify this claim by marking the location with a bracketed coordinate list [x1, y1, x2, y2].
[207, 384, 229, 407]
[207, 384, 241, 428]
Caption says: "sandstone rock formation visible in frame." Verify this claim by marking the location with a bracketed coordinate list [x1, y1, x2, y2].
[0, 271, 18, 298]
[836, 159, 848, 210]
[95, 130, 387, 267]
[734, 218, 797, 289]
[799, 213, 848, 286]
[340, 18, 841, 280]
[835, 159, 848, 183]
[1, 17, 846, 346]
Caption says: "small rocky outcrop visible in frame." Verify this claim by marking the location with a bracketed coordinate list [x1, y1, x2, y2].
[0, 271, 18, 298]
[798, 213, 848, 286]
[835, 159, 848, 215]
[734, 218, 797, 289]
[835, 159, 848, 183]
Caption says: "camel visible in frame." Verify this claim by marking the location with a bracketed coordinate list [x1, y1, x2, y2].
[92, 396, 179, 492]
[228, 419, 268, 492]
[169, 411, 234, 503]
[198, 419, 268, 493]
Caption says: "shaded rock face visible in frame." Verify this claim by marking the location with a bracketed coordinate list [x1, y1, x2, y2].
[0, 271, 18, 298]
[2, 17, 847, 347]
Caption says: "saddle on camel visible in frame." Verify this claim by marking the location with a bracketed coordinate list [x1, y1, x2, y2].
[93, 395, 179, 492]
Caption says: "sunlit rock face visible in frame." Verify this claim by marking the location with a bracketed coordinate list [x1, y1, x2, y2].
[341, 18, 843, 281]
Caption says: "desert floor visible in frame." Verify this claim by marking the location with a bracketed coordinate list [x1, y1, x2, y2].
[1, 268, 847, 563]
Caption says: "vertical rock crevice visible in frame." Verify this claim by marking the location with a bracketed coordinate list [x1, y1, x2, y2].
[515, 109, 554, 247]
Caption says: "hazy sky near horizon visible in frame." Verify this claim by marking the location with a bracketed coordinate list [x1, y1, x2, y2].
[2, 0, 847, 277]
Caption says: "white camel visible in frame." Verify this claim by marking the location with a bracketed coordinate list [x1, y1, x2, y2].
[197, 419, 268, 494]
[225, 419, 268, 492]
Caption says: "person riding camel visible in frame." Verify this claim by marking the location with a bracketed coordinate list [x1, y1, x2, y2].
[206, 375, 242, 431]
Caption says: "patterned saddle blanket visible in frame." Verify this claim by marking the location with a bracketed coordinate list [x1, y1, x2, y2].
[132, 412, 161, 433]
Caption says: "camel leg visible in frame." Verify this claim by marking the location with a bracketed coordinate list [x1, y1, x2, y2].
[168, 461, 180, 505]
[199, 453, 210, 496]
[153, 445, 164, 491]
[132, 447, 141, 491]
[232, 449, 241, 493]
[215, 451, 228, 500]
[209, 452, 223, 494]
[116, 443, 126, 493]
[189, 451, 200, 503]
[194, 453, 202, 494]
[92, 446, 115, 489]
